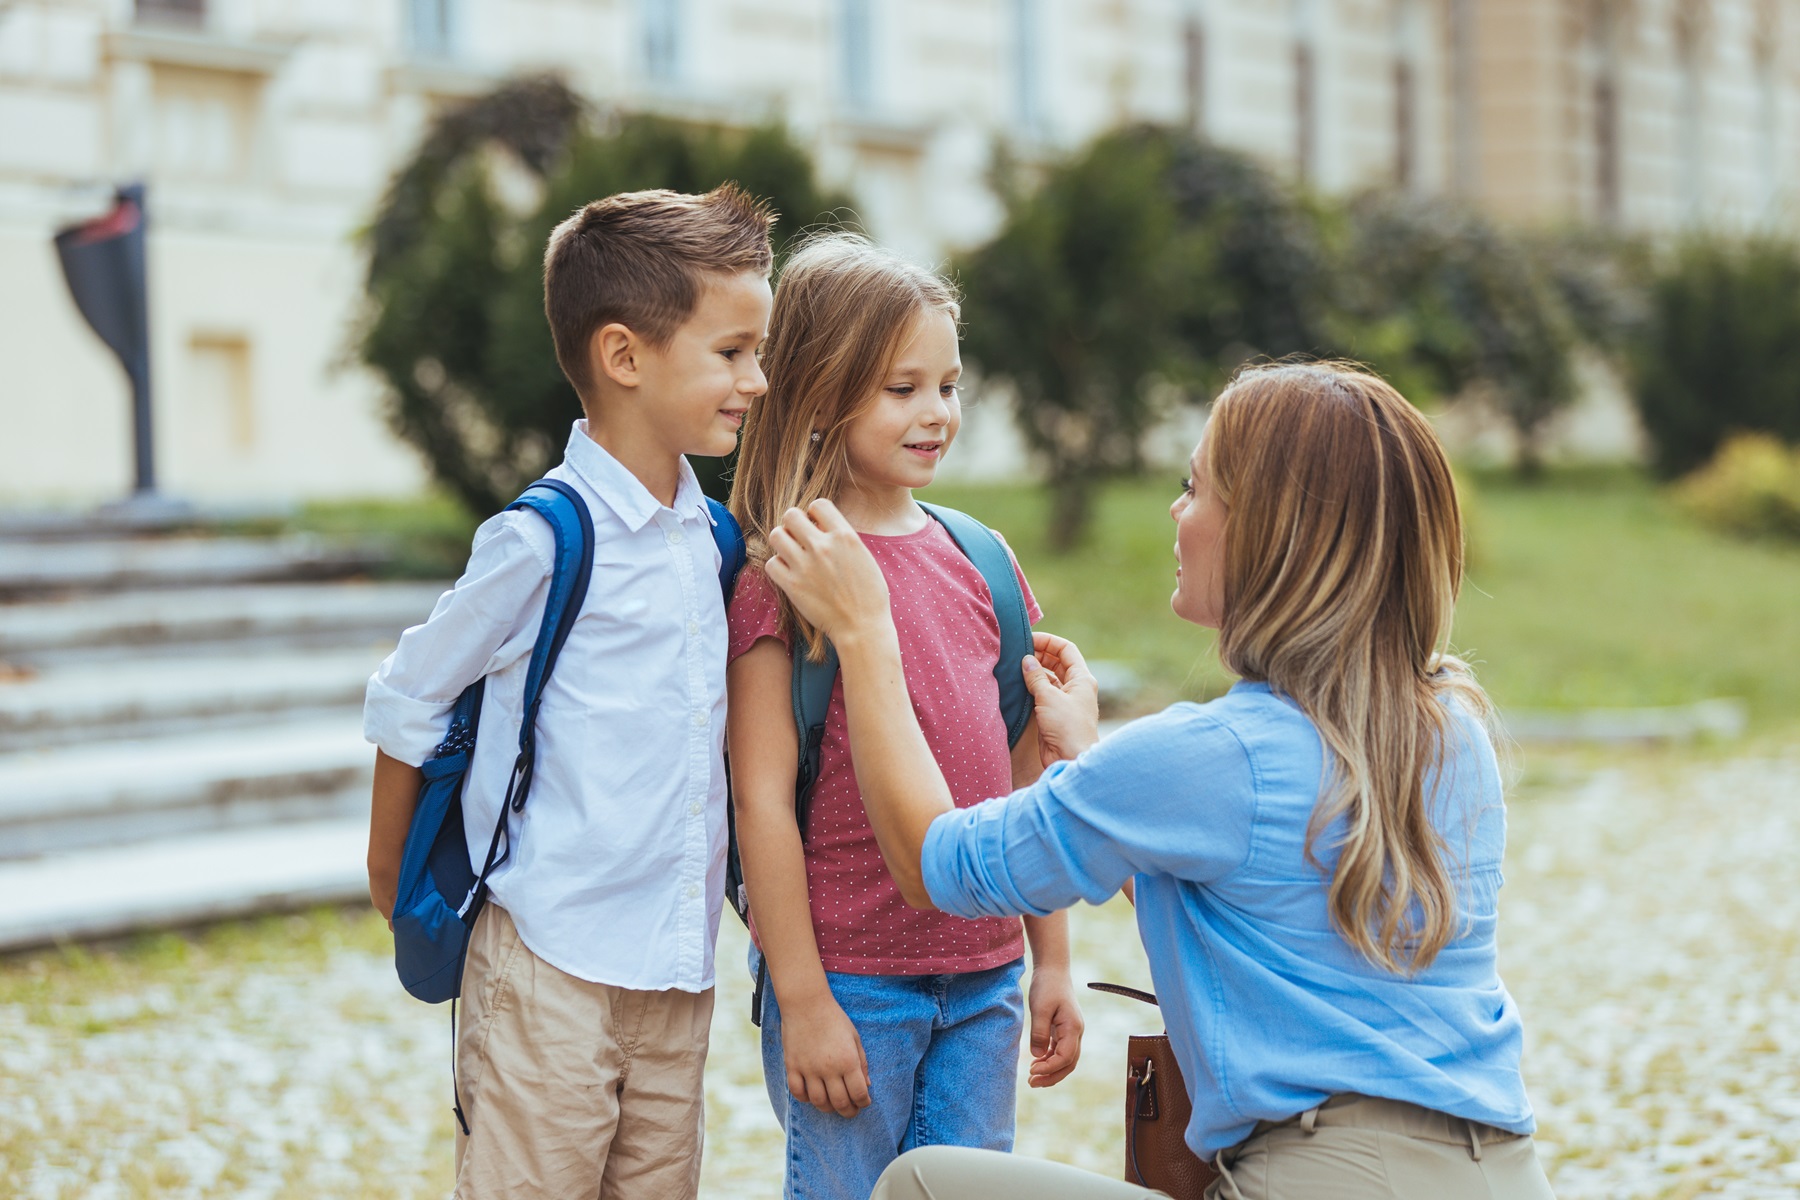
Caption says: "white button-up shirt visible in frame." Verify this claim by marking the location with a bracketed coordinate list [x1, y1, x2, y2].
[363, 422, 728, 992]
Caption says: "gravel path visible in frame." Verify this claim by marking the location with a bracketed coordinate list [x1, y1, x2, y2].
[2, 740, 1795, 1198]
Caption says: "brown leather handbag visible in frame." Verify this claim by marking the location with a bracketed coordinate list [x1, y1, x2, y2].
[1088, 983, 1219, 1199]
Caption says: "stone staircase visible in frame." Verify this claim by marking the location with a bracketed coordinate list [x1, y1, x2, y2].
[0, 523, 448, 950]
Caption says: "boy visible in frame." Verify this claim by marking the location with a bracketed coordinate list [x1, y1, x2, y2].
[363, 184, 775, 1199]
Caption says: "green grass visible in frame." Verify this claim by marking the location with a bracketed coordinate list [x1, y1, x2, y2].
[924, 468, 1800, 726]
[219, 493, 478, 580]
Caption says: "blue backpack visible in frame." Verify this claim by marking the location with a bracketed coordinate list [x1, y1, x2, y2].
[392, 478, 746, 1009]
[724, 501, 1034, 1026]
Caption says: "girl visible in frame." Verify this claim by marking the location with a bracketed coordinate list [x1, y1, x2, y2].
[763, 361, 1559, 1200]
[725, 233, 1084, 1200]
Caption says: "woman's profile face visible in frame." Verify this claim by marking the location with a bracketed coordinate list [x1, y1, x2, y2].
[1170, 438, 1227, 628]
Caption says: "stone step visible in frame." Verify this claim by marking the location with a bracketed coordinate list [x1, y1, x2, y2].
[0, 581, 445, 658]
[0, 647, 386, 748]
[0, 717, 372, 860]
[0, 536, 388, 599]
[0, 818, 371, 951]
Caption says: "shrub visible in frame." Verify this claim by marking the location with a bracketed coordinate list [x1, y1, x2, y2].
[1630, 236, 1800, 478]
[359, 76, 850, 515]
[1334, 195, 1588, 473]
[957, 126, 1335, 548]
[1674, 433, 1800, 541]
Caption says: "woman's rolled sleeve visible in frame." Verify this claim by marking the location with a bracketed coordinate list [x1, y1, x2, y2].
[921, 705, 1258, 916]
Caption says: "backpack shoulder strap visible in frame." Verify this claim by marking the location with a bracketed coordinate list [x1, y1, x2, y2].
[705, 496, 747, 601]
[917, 502, 1035, 748]
[462, 477, 596, 915]
[790, 640, 838, 835]
[505, 478, 596, 757]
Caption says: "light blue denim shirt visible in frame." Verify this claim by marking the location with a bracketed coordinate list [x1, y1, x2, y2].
[921, 681, 1535, 1158]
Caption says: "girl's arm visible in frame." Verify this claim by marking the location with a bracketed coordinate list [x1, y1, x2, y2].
[765, 501, 1100, 908]
[728, 638, 872, 1119]
[1012, 718, 1084, 1086]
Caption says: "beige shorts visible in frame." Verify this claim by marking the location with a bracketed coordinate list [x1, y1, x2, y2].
[452, 904, 715, 1200]
[870, 1094, 1556, 1200]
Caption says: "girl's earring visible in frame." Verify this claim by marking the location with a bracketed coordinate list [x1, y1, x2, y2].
[810, 431, 821, 443]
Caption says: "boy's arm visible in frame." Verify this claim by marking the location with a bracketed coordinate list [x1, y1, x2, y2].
[729, 638, 872, 1119]
[368, 750, 423, 925]
[362, 514, 551, 920]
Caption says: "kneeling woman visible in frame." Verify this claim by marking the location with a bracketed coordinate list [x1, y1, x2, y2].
[762, 362, 1557, 1200]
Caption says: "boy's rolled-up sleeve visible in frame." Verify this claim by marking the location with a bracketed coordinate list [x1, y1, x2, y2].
[362, 511, 553, 766]
[921, 706, 1257, 918]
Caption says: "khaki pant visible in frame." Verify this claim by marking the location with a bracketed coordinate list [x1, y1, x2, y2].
[870, 1094, 1557, 1200]
[453, 904, 715, 1200]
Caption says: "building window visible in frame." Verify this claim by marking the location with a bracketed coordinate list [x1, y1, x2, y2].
[1595, 72, 1620, 222]
[1391, 0, 1421, 190]
[407, 0, 459, 61]
[1583, 0, 1623, 225]
[840, 0, 875, 112]
[135, 0, 205, 26]
[188, 334, 256, 453]
[153, 68, 255, 182]
[1755, 42, 1780, 219]
[1012, 0, 1044, 133]
[1393, 58, 1415, 188]
[1449, 0, 1478, 196]
[1674, 6, 1704, 224]
[644, 0, 682, 85]
[1292, 0, 1321, 184]
[1294, 42, 1316, 182]
[1183, 15, 1207, 137]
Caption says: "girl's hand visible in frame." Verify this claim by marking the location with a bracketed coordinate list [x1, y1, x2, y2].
[782, 992, 873, 1118]
[1022, 631, 1101, 767]
[765, 500, 892, 646]
[1025, 964, 1085, 1088]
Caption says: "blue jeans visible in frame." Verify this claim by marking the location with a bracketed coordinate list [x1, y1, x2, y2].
[752, 947, 1026, 1200]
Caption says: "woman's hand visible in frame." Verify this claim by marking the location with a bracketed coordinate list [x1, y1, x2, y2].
[781, 991, 873, 1118]
[1021, 631, 1101, 768]
[1025, 964, 1085, 1088]
[765, 500, 891, 647]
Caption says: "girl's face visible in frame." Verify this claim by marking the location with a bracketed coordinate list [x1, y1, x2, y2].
[841, 308, 962, 494]
[1171, 437, 1228, 628]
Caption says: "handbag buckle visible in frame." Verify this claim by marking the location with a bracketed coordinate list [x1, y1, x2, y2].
[1131, 1055, 1160, 1120]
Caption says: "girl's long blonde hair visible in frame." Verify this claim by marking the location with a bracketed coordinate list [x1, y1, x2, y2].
[729, 232, 960, 661]
[1206, 361, 1491, 974]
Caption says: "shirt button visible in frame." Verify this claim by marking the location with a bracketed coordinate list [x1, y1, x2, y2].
[687, 619, 700, 637]
[689, 801, 703, 817]
[685, 883, 700, 900]
[690, 710, 707, 728]
[667, 529, 687, 546]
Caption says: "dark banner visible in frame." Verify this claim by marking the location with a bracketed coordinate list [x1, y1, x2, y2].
[55, 184, 155, 494]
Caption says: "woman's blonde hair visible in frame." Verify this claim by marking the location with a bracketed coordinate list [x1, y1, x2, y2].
[1206, 360, 1491, 974]
[729, 232, 960, 661]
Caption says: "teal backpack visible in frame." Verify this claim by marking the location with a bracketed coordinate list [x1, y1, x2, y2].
[724, 502, 1034, 1025]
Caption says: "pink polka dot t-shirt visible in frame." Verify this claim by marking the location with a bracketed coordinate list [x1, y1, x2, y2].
[727, 516, 1041, 975]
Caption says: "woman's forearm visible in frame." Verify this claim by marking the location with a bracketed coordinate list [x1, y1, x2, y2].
[1023, 911, 1070, 970]
[833, 625, 956, 908]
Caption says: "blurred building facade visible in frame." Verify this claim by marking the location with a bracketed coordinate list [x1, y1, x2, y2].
[1, 0, 1795, 504]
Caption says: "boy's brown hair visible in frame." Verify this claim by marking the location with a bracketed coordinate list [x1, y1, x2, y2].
[543, 183, 776, 398]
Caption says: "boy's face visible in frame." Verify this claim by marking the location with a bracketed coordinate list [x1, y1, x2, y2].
[615, 270, 772, 460]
